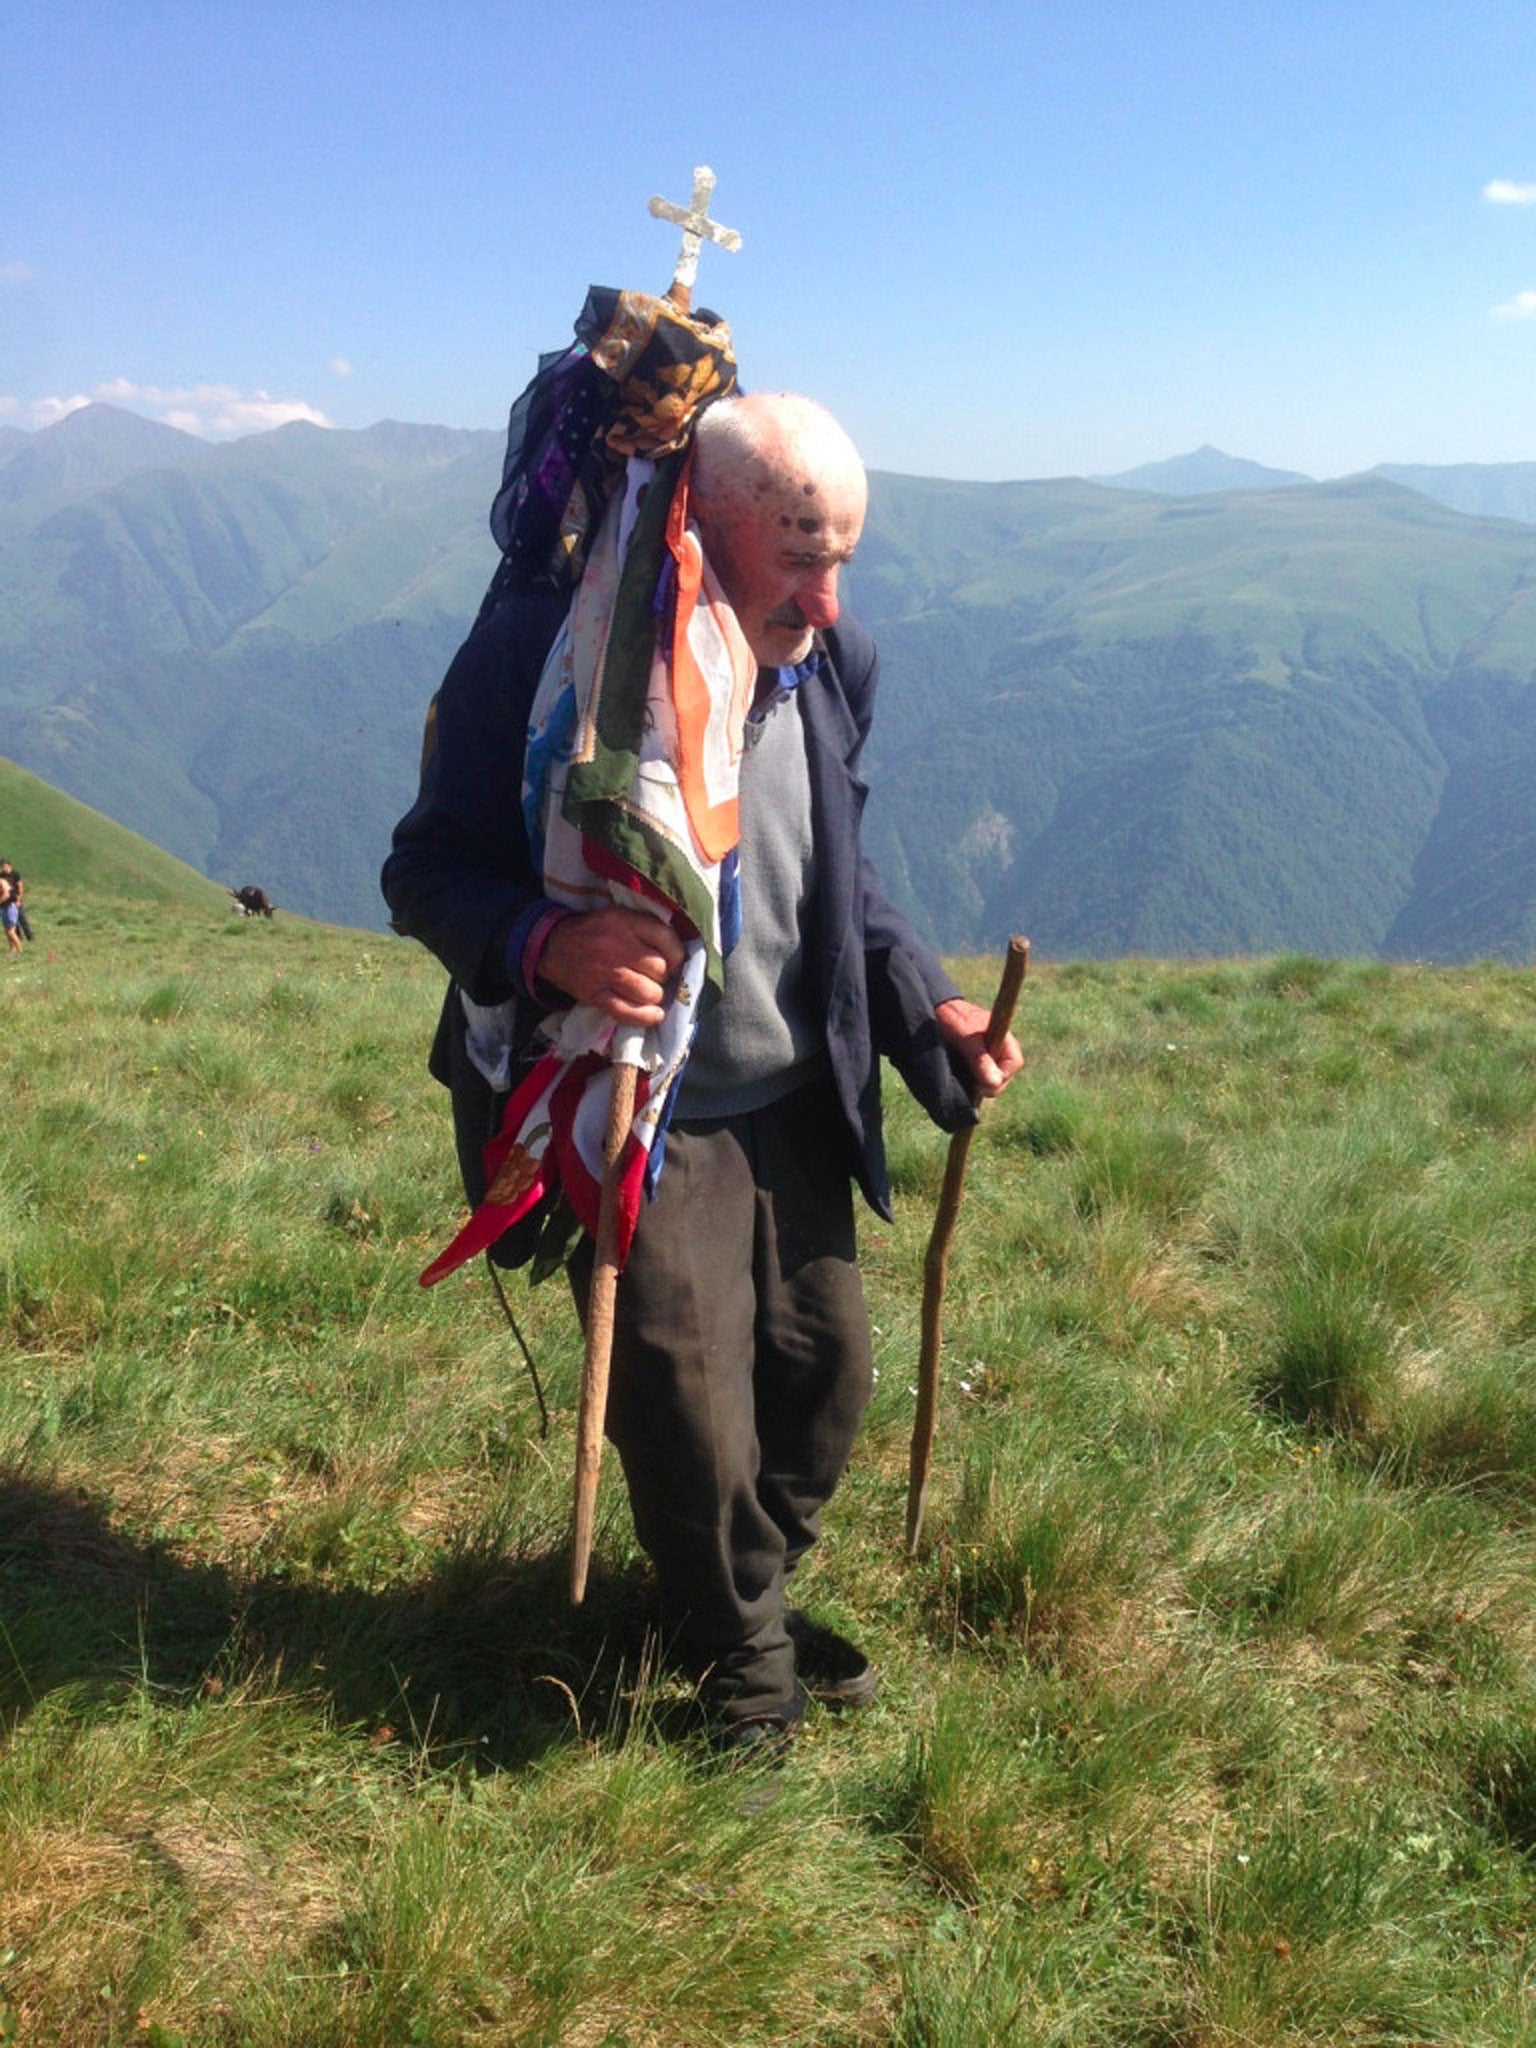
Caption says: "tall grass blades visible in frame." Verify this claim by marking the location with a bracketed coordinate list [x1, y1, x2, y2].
[4, 916, 1536, 2043]
[947, 1419, 1160, 1661]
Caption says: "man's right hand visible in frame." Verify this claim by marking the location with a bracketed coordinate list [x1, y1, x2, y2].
[537, 908, 686, 1027]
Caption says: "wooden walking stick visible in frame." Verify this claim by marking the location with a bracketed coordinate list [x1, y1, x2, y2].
[570, 1057, 639, 1604]
[906, 936, 1029, 1555]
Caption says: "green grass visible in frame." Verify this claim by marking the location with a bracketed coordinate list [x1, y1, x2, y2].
[3, 900, 1536, 2043]
[0, 754, 227, 912]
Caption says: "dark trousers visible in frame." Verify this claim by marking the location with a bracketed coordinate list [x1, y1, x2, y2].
[573, 1081, 873, 1722]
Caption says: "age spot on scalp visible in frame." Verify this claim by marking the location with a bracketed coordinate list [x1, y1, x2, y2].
[797, 516, 821, 534]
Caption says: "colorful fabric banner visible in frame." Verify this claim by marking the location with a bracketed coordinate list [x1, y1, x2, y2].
[419, 450, 755, 1287]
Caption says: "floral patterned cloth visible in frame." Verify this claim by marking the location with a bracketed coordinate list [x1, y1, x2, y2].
[480, 286, 737, 607]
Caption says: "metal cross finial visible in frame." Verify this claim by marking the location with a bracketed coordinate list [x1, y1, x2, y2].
[648, 165, 742, 310]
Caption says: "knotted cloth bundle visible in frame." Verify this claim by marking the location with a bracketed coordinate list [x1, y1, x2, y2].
[480, 285, 737, 607]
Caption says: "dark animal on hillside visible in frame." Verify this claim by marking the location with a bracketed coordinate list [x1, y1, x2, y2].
[230, 885, 275, 918]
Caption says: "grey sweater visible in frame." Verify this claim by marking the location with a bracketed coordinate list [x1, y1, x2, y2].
[673, 695, 826, 1118]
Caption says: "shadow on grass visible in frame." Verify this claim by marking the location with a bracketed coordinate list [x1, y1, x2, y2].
[0, 1466, 666, 1770]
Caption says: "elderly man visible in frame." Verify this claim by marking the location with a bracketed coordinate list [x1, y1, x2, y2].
[383, 390, 1020, 1751]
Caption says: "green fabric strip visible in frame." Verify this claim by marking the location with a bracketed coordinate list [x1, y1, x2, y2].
[562, 449, 725, 989]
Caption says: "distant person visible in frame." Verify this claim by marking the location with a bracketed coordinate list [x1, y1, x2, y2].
[0, 872, 21, 957]
[0, 862, 32, 943]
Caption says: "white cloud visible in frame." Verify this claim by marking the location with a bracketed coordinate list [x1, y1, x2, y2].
[0, 395, 19, 416]
[30, 393, 93, 427]
[1491, 288, 1536, 321]
[329, 356, 354, 379]
[1484, 179, 1536, 205]
[51, 378, 336, 438]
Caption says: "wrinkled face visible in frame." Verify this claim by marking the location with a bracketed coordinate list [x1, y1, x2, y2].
[703, 460, 867, 669]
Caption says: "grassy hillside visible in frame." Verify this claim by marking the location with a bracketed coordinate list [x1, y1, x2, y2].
[0, 754, 231, 911]
[2, 905, 1535, 2043]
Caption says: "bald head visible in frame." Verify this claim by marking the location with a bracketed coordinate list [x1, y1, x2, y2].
[691, 394, 867, 668]
[693, 394, 866, 520]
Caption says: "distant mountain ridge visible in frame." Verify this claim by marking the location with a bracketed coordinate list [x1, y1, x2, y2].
[1370, 462, 1536, 530]
[0, 403, 212, 525]
[1093, 444, 1536, 532]
[1095, 445, 1315, 495]
[3, 404, 1536, 958]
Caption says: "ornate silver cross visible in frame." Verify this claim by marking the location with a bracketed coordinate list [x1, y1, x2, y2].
[648, 166, 742, 309]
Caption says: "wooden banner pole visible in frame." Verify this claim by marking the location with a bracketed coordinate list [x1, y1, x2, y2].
[570, 1059, 639, 1604]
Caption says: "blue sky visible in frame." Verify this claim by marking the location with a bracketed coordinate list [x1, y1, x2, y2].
[7, 0, 1536, 480]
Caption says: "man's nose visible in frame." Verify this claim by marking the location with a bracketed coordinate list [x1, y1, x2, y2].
[796, 565, 842, 629]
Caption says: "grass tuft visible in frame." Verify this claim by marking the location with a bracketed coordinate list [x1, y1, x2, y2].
[1258, 1266, 1397, 1431]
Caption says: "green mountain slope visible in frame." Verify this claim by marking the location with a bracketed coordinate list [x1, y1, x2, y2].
[0, 753, 228, 909]
[0, 403, 206, 533]
[847, 475, 1536, 958]
[0, 409, 502, 928]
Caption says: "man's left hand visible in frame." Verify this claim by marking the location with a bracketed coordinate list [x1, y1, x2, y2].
[935, 997, 1023, 1100]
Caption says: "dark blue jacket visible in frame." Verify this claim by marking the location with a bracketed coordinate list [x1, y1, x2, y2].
[381, 589, 976, 1226]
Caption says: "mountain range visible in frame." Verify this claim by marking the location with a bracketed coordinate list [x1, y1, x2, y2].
[1, 404, 1534, 960]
